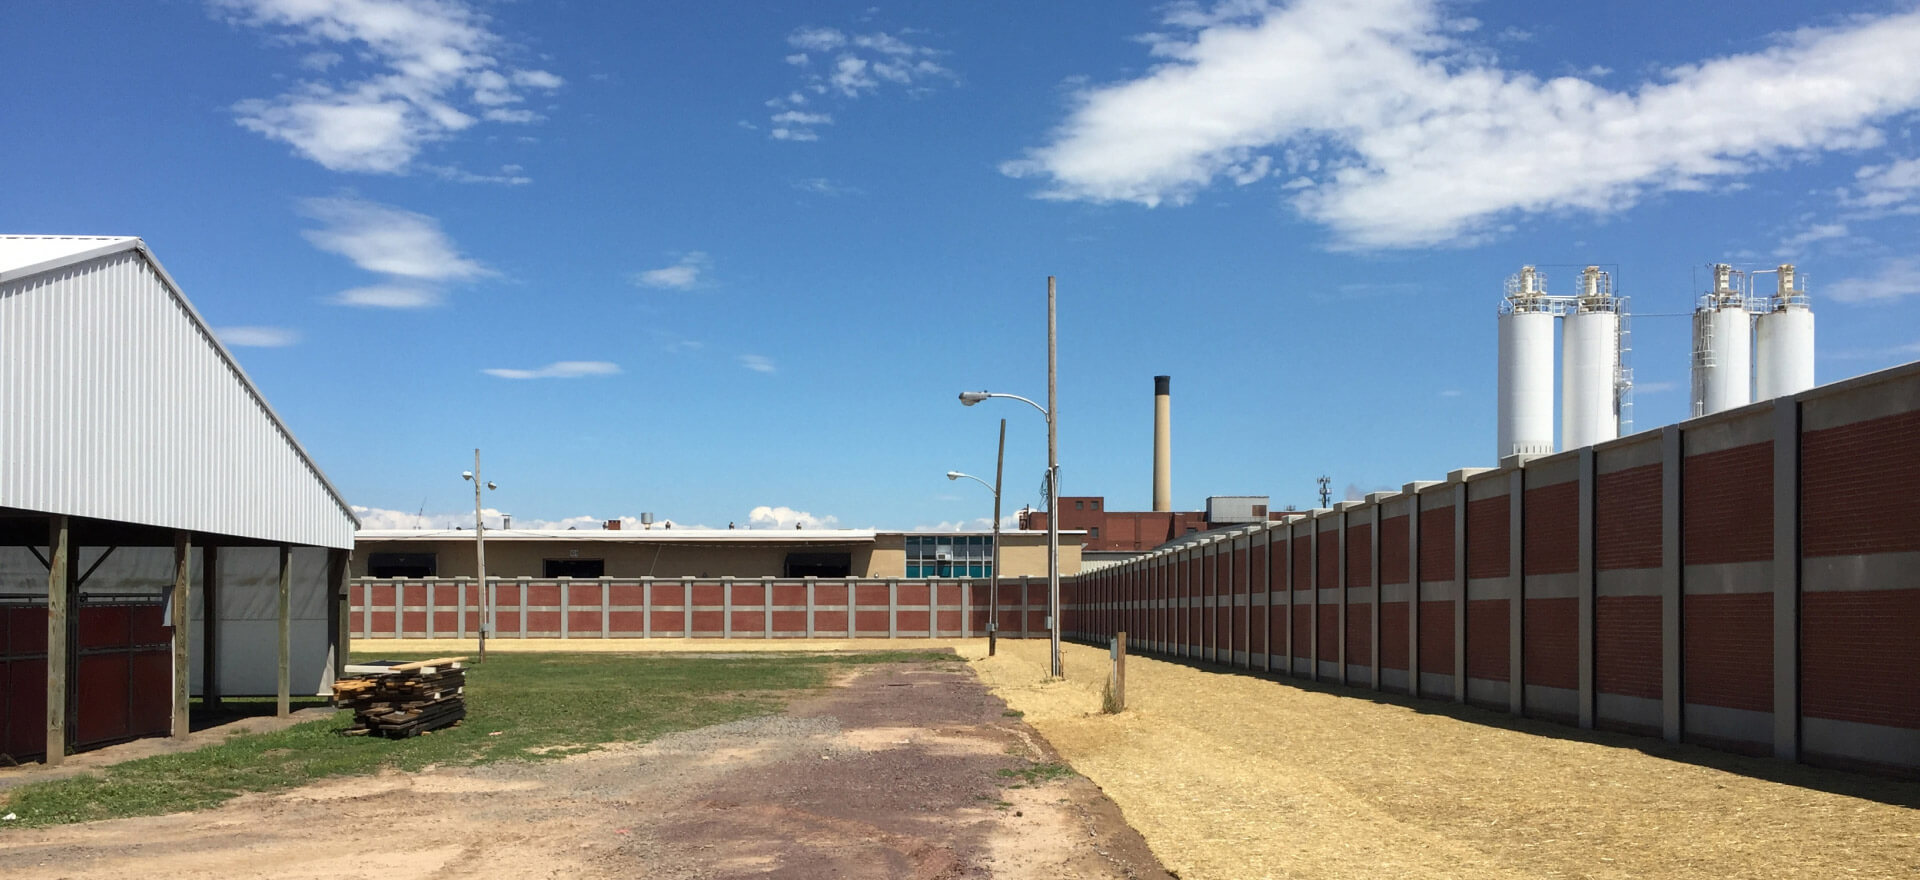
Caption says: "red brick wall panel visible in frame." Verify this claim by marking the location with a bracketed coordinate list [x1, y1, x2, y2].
[1595, 595, 1661, 699]
[1419, 601, 1454, 674]
[1467, 496, 1511, 580]
[1683, 443, 1774, 566]
[1683, 593, 1772, 712]
[1292, 535, 1311, 590]
[1318, 529, 1339, 589]
[1466, 599, 1510, 681]
[1346, 603, 1371, 667]
[1293, 603, 1311, 660]
[1595, 464, 1662, 571]
[1346, 522, 1372, 588]
[1523, 482, 1579, 576]
[1420, 506, 1455, 581]
[771, 610, 807, 632]
[1380, 515, 1410, 585]
[1801, 589, 1920, 729]
[1380, 601, 1409, 671]
[1318, 605, 1339, 661]
[1523, 597, 1578, 690]
[1802, 410, 1920, 558]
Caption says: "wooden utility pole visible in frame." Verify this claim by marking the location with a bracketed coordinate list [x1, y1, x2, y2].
[1105, 631, 1128, 713]
[172, 532, 193, 737]
[45, 515, 69, 765]
[990, 418, 1005, 657]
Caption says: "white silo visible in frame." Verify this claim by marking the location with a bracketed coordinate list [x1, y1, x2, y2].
[1691, 264, 1752, 417]
[1755, 264, 1815, 401]
[1498, 266, 1556, 460]
[1562, 266, 1620, 449]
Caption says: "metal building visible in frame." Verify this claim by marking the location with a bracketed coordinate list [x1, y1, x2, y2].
[1755, 264, 1815, 401]
[1497, 266, 1556, 459]
[0, 235, 357, 765]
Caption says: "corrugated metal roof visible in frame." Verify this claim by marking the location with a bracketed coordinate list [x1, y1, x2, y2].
[359, 528, 882, 543]
[0, 235, 358, 548]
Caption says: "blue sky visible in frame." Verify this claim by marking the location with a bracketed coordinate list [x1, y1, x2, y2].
[5, 0, 1920, 531]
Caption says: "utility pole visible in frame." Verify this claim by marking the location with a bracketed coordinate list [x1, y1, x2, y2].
[465, 450, 496, 662]
[1317, 475, 1332, 509]
[990, 418, 1005, 657]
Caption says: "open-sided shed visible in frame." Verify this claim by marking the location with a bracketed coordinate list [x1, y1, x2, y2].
[0, 235, 357, 764]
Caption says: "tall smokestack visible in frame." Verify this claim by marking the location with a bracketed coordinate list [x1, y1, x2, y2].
[1153, 375, 1172, 512]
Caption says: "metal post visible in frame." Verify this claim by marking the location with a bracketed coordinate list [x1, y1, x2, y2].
[991, 418, 1005, 655]
[1047, 275, 1061, 678]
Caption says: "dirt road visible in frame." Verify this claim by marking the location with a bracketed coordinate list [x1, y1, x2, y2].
[0, 658, 1170, 880]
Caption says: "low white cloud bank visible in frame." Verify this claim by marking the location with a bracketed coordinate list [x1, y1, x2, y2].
[747, 506, 839, 529]
[353, 506, 696, 530]
[213, 0, 563, 174]
[1005, 0, 1920, 248]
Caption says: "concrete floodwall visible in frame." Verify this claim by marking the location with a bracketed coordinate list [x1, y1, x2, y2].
[349, 576, 1051, 640]
[1065, 359, 1920, 777]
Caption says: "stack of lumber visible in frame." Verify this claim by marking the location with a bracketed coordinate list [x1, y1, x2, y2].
[333, 657, 468, 738]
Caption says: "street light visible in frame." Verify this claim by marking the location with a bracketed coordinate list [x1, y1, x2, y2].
[948, 421, 1005, 656]
[956, 276, 1061, 677]
[462, 451, 497, 661]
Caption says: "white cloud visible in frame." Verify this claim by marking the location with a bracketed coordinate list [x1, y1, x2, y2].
[747, 505, 839, 529]
[793, 177, 859, 196]
[1845, 156, 1920, 214]
[1778, 222, 1849, 253]
[739, 354, 776, 374]
[352, 505, 697, 531]
[213, 0, 563, 174]
[632, 252, 711, 289]
[216, 325, 300, 347]
[331, 283, 444, 308]
[300, 195, 489, 280]
[1005, 1, 1920, 249]
[911, 515, 1020, 532]
[1827, 257, 1920, 303]
[1437, 388, 1462, 397]
[482, 360, 622, 379]
[764, 24, 954, 141]
[422, 162, 532, 185]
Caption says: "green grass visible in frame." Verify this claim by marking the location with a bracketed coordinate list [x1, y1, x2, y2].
[997, 761, 1076, 786]
[0, 649, 959, 829]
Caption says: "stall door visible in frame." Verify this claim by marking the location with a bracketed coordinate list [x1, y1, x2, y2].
[74, 599, 173, 749]
[0, 603, 48, 761]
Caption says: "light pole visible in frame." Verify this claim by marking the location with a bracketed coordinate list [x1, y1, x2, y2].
[948, 417, 1005, 656]
[462, 450, 497, 661]
[958, 274, 1060, 678]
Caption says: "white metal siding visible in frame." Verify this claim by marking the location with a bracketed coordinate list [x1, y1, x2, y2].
[0, 252, 353, 548]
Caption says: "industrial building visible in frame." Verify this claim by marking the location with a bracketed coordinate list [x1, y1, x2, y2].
[352, 527, 1081, 580]
[0, 235, 356, 765]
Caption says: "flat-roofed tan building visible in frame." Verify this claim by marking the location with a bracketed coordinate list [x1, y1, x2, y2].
[353, 528, 1082, 580]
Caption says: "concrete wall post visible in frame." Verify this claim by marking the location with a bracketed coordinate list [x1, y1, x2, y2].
[1454, 481, 1469, 704]
[1577, 447, 1597, 729]
[1773, 399, 1802, 760]
[1661, 425, 1684, 742]
[1510, 467, 1526, 716]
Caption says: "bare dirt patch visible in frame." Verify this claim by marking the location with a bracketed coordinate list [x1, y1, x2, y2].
[970, 640, 1920, 880]
[0, 657, 1170, 880]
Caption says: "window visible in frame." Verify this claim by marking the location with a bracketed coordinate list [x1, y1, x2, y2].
[544, 558, 605, 578]
[905, 534, 994, 578]
[367, 552, 436, 578]
[785, 553, 851, 577]
[1091, 500, 1100, 510]
[1089, 527, 1100, 539]
[1075, 500, 1084, 510]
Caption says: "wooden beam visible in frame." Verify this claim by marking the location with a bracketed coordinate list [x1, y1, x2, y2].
[203, 544, 220, 710]
[172, 531, 192, 737]
[277, 545, 292, 718]
[45, 515, 69, 766]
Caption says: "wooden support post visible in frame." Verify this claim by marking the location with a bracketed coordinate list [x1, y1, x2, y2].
[173, 531, 193, 737]
[328, 549, 349, 681]
[277, 545, 292, 718]
[203, 544, 221, 710]
[1104, 631, 1128, 713]
[45, 515, 69, 766]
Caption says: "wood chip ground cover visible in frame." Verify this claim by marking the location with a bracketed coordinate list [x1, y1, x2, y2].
[968, 640, 1920, 880]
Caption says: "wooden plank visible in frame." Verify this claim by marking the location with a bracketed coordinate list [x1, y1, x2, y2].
[173, 531, 192, 737]
[388, 656, 468, 672]
[277, 545, 291, 718]
[45, 514, 68, 766]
